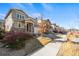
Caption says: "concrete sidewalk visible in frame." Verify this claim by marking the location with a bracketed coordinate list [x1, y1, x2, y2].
[55, 38, 67, 42]
[31, 41, 62, 56]
[72, 38, 79, 42]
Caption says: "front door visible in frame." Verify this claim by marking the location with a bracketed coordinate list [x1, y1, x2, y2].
[26, 23, 33, 33]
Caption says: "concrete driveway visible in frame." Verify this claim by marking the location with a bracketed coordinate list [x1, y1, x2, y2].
[71, 38, 79, 43]
[55, 38, 67, 42]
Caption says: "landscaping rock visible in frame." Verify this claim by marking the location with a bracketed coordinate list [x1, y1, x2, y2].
[0, 38, 43, 56]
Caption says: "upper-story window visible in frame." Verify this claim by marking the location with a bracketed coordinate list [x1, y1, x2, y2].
[16, 14, 19, 19]
[16, 13, 24, 20]
[20, 15, 21, 19]
[22, 16, 24, 19]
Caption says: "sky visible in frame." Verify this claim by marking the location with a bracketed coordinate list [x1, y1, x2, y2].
[0, 3, 79, 29]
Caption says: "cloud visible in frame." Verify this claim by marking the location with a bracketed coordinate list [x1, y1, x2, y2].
[68, 19, 79, 29]
[0, 14, 5, 17]
[41, 3, 53, 11]
[11, 3, 31, 14]
[27, 3, 36, 10]
[26, 3, 38, 12]
[0, 13, 5, 19]
[11, 3, 26, 11]
[31, 13, 41, 18]
[31, 13, 41, 17]
[27, 3, 33, 7]
[17, 4, 26, 9]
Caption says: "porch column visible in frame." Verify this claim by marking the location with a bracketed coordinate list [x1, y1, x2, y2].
[25, 22, 27, 32]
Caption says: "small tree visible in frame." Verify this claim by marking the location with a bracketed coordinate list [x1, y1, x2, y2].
[38, 20, 51, 36]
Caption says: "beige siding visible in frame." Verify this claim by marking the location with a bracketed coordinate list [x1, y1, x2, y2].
[12, 10, 28, 21]
[5, 12, 13, 32]
[13, 22, 24, 28]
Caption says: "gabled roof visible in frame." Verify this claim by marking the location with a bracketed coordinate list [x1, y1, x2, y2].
[5, 8, 29, 19]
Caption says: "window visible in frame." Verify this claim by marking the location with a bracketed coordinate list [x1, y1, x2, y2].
[22, 16, 24, 19]
[16, 14, 19, 19]
[20, 15, 21, 19]
[16, 13, 25, 20]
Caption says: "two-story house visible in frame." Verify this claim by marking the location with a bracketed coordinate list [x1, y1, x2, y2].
[4, 9, 36, 34]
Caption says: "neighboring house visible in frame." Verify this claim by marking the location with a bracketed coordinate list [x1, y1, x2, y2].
[0, 20, 4, 30]
[52, 23, 67, 34]
[51, 23, 58, 31]
[52, 23, 61, 33]
[4, 9, 37, 34]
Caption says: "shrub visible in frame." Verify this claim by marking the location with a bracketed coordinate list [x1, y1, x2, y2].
[2, 32, 34, 49]
[0, 28, 5, 40]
